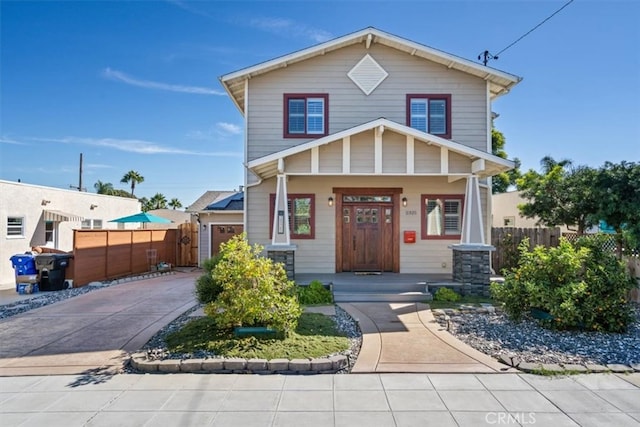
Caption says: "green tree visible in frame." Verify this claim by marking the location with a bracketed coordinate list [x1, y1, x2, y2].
[491, 128, 521, 194]
[149, 193, 167, 210]
[206, 234, 302, 334]
[93, 180, 114, 195]
[138, 196, 151, 212]
[593, 161, 640, 258]
[120, 170, 144, 197]
[516, 157, 599, 235]
[168, 198, 182, 210]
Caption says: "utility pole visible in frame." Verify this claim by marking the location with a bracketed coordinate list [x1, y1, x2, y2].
[70, 153, 86, 191]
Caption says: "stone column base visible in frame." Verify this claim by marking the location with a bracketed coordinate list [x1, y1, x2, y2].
[449, 244, 495, 297]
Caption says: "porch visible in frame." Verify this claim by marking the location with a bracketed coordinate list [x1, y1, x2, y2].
[295, 272, 456, 302]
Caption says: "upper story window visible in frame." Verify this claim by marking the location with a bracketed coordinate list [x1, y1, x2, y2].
[421, 194, 464, 239]
[284, 94, 328, 138]
[7, 217, 25, 238]
[81, 219, 103, 230]
[270, 194, 315, 239]
[406, 94, 451, 139]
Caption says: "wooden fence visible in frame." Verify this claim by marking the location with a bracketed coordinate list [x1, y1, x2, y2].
[491, 227, 562, 274]
[69, 229, 179, 286]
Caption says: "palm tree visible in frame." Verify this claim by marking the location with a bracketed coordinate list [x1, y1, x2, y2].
[138, 197, 151, 212]
[149, 193, 167, 210]
[120, 170, 144, 197]
[168, 198, 182, 210]
[94, 180, 114, 195]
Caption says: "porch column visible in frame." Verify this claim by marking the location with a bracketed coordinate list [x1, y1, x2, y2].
[267, 172, 297, 279]
[271, 173, 290, 245]
[449, 175, 494, 296]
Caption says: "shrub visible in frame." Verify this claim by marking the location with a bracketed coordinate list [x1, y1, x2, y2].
[492, 236, 636, 332]
[297, 280, 333, 305]
[433, 287, 461, 302]
[204, 234, 302, 335]
[194, 255, 223, 304]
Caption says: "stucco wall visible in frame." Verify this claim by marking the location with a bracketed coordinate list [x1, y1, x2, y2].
[1, 180, 140, 289]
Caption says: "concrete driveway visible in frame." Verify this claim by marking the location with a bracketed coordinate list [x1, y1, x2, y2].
[0, 271, 199, 376]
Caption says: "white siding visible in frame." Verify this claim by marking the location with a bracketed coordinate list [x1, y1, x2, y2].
[247, 43, 488, 161]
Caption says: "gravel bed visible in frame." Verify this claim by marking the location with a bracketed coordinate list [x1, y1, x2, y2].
[139, 304, 362, 373]
[436, 308, 640, 366]
[0, 286, 101, 319]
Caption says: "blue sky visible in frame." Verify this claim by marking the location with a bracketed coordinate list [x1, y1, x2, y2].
[1, 0, 638, 208]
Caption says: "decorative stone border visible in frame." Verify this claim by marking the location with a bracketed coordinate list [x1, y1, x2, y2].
[431, 305, 640, 375]
[128, 352, 349, 374]
[497, 356, 640, 374]
[87, 270, 176, 288]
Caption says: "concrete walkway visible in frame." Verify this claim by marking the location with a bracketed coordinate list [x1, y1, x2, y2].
[1, 372, 638, 426]
[0, 271, 199, 376]
[341, 303, 509, 374]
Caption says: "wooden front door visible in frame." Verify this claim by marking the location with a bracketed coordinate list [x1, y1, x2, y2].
[342, 204, 392, 272]
[211, 224, 244, 257]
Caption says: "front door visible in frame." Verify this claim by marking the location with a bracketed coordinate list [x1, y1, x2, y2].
[342, 201, 395, 272]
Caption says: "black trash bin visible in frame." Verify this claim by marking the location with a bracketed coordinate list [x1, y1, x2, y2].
[35, 253, 73, 291]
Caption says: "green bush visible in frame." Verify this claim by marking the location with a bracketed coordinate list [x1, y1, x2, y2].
[297, 280, 333, 305]
[433, 287, 461, 302]
[491, 236, 635, 332]
[194, 255, 223, 304]
[204, 234, 302, 335]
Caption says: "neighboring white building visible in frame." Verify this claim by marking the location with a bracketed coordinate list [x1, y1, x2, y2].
[1, 180, 141, 289]
[491, 190, 572, 232]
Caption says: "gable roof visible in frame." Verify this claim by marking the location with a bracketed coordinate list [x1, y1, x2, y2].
[247, 118, 515, 179]
[187, 191, 234, 212]
[220, 27, 522, 114]
[204, 192, 244, 211]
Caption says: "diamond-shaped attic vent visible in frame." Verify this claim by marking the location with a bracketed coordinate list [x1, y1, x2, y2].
[348, 54, 388, 96]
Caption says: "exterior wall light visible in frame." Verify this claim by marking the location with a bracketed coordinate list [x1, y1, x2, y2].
[328, 197, 334, 207]
[90, 204, 98, 210]
[402, 197, 408, 207]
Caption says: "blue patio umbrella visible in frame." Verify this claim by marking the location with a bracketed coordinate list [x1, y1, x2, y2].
[109, 212, 172, 224]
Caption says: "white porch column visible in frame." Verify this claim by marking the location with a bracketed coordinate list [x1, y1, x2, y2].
[460, 175, 485, 245]
[271, 173, 290, 245]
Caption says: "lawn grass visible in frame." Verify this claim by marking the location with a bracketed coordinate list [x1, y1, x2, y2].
[164, 312, 349, 359]
[428, 295, 495, 309]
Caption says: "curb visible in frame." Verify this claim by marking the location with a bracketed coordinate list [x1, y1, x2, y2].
[129, 352, 349, 374]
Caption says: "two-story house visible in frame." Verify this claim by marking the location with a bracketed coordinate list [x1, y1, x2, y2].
[220, 28, 521, 291]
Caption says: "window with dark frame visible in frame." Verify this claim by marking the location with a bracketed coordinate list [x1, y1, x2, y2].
[45, 221, 54, 243]
[284, 94, 328, 138]
[7, 217, 24, 237]
[269, 194, 315, 239]
[421, 195, 464, 239]
[406, 94, 451, 139]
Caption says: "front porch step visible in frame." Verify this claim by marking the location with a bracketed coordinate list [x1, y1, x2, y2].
[333, 291, 432, 303]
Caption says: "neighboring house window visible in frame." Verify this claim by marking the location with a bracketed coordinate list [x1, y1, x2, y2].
[421, 195, 464, 239]
[406, 94, 451, 139]
[81, 219, 102, 230]
[7, 217, 24, 238]
[45, 221, 55, 244]
[284, 94, 328, 138]
[269, 194, 315, 239]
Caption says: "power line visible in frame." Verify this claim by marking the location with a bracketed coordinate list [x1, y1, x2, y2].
[479, 0, 574, 66]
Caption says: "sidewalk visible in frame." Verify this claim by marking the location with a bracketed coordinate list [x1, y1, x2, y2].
[0, 372, 638, 426]
[341, 302, 510, 373]
[0, 271, 199, 376]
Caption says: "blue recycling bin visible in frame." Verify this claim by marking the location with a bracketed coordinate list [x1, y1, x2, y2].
[10, 254, 38, 291]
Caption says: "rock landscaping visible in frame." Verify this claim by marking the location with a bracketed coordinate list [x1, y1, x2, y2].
[432, 304, 640, 374]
